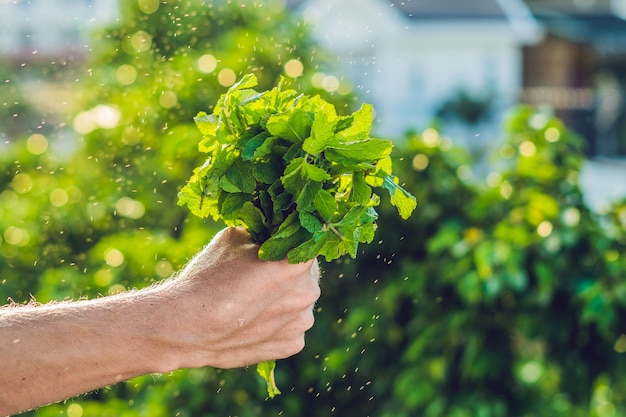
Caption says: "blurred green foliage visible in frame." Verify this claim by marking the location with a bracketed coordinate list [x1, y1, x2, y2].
[4, 1, 626, 416]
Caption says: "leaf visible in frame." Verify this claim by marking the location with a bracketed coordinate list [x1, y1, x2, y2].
[355, 222, 377, 244]
[303, 102, 338, 154]
[256, 360, 280, 398]
[242, 132, 271, 160]
[303, 161, 331, 182]
[299, 211, 324, 233]
[383, 175, 417, 220]
[231, 73, 259, 91]
[194, 112, 220, 153]
[349, 171, 372, 205]
[296, 181, 322, 212]
[317, 231, 345, 262]
[223, 160, 256, 194]
[251, 136, 278, 159]
[220, 193, 252, 221]
[338, 205, 377, 228]
[239, 202, 266, 238]
[273, 211, 301, 239]
[326, 138, 393, 164]
[335, 103, 373, 142]
[282, 142, 304, 162]
[177, 180, 219, 220]
[252, 161, 281, 184]
[342, 225, 359, 258]
[273, 192, 293, 214]
[281, 157, 306, 195]
[314, 189, 337, 222]
[288, 234, 328, 263]
[266, 109, 312, 143]
[258, 226, 310, 261]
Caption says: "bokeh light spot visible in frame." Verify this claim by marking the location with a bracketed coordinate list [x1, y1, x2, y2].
[545, 127, 560, 142]
[130, 30, 152, 52]
[67, 404, 83, 417]
[284, 59, 304, 78]
[117, 64, 137, 85]
[26, 134, 48, 155]
[12, 173, 33, 194]
[519, 141, 537, 157]
[0, 190, 18, 207]
[337, 82, 353, 95]
[562, 207, 580, 227]
[537, 220, 553, 237]
[73, 111, 97, 134]
[116, 197, 145, 219]
[321, 75, 339, 93]
[108, 284, 126, 294]
[500, 181, 513, 199]
[412, 154, 428, 171]
[155, 260, 174, 278]
[104, 248, 124, 267]
[218, 68, 237, 87]
[519, 361, 543, 384]
[73, 105, 121, 134]
[422, 128, 439, 147]
[529, 113, 548, 130]
[198, 54, 217, 73]
[159, 91, 178, 109]
[4, 226, 30, 247]
[92, 105, 121, 129]
[94, 269, 114, 287]
[138, 0, 159, 14]
[311, 72, 325, 89]
[49, 188, 69, 207]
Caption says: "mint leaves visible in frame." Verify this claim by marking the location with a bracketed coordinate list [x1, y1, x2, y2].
[178, 74, 416, 398]
[178, 74, 416, 264]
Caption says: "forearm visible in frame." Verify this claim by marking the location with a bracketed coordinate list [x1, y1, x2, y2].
[0, 227, 320, 416]
[0, 288, 172, 416]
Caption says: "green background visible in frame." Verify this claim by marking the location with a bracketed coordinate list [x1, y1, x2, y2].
[3, 1, 626, 416]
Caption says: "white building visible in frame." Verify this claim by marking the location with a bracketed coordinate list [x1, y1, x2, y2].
[0, 0, 118, 61]
[298, 0, 544, 148]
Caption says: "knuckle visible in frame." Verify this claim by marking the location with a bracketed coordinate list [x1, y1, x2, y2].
[302, 310, 315, 331]
[276, 337, 305, 359]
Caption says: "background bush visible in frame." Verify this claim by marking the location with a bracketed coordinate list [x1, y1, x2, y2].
[3, 1, 626, 416]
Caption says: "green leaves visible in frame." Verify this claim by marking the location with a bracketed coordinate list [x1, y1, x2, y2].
[383, 175, 418, 220]
[256, 360, 280, 398]
[178, 73, 416, 264]
[177, 73, 414, 401]
[266, 109, 311, 143]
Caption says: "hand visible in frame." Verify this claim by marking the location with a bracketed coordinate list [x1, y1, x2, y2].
[153, 226, 321, 370]
[0, 227, 320, 415]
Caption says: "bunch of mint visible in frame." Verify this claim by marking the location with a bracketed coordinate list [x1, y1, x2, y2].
[178, 74, 415, 397]
[178, 74, 416, 264]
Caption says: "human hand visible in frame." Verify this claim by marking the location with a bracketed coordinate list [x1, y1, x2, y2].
[153, 227, 321, 371]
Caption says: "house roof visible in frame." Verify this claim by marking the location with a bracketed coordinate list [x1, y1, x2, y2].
[536, 12, 626, 54]
[290, 0, 544, 44]
[386, 0, 543, 43]
[389, 0, 507, 20]
[525, 0, 613, 15]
